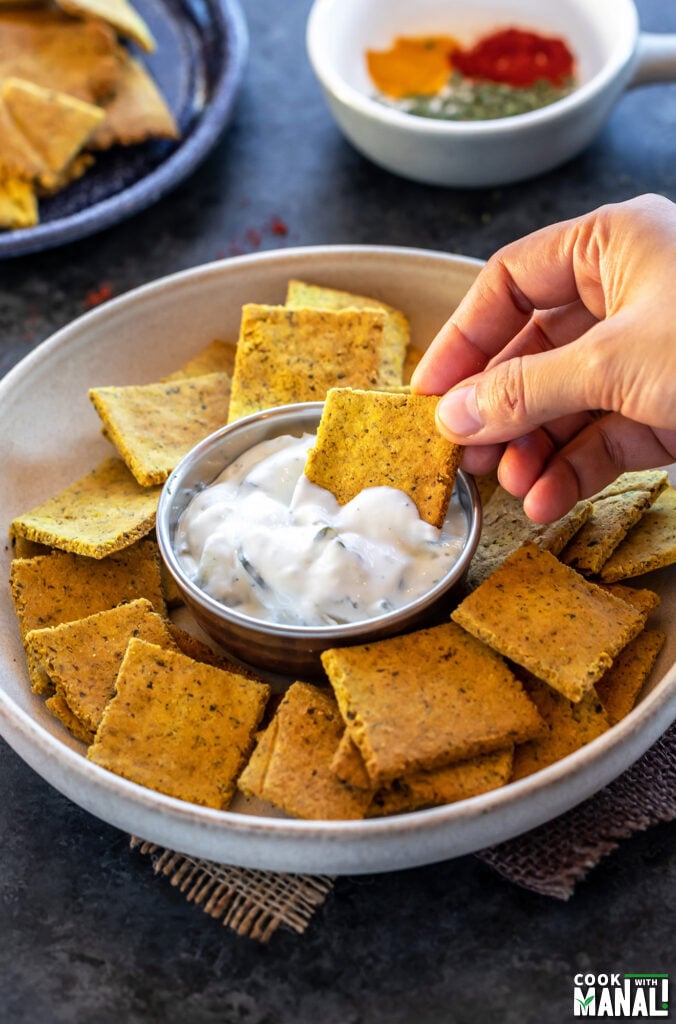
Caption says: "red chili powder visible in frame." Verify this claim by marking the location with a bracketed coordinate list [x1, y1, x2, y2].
[82, 283, 113, 310]
[454, 28, 574, 88]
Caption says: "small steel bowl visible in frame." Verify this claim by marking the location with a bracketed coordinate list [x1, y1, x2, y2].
[157, 402, 481, 677]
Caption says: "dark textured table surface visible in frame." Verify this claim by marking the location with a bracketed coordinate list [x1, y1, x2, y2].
[1, 2, 675, 1022]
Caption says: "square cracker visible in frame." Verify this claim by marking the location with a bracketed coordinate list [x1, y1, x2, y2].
[45, 692, 96, 745]
[285, 278, 409, 386]
[25, 598, 175, 728]
[238, 682, 371, 820]
[560, 488, 659, 576]
[304, 387, 462, 528]
[369, 747, 514, 816]
[511, 673, 610, 781]
[467, 485, 593, 589]
[451, 542, 646, 703]
[89, 372, 231, 486]
[599, 487, 676, 582]
[227, 305, 388, 423]
[88, 638, 270, 809]
[595, 628, 666, 725]
[10, 456, 160, 558]
[10, 538, 166, 639]
[321, 621, 544, 786]
[162, 339, 237, 382]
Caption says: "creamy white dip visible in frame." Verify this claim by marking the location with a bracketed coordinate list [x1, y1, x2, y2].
[176, 434, 466, 627]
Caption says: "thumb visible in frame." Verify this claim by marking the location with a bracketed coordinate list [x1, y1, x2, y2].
[435, 323, 613, 445]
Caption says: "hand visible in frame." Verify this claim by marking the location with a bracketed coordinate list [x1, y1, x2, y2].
[411, 194, 676, 522]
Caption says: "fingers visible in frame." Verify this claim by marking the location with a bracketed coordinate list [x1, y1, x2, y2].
[523, 416, 676, 522]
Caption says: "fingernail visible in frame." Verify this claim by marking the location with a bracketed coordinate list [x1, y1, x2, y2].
[437, 385, 483, 437]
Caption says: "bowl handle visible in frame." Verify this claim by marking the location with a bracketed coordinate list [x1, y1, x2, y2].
[630, 32, 676, 86]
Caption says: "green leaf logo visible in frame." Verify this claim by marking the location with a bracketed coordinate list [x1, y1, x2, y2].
[576, 995, 595, 1008]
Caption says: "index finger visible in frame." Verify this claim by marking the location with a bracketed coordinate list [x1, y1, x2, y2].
[411, 209, 601, 396]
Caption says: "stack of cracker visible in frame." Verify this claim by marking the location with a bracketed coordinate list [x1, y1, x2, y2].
[0, 0, 179, 229]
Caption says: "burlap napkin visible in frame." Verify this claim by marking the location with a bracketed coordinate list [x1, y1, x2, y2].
[131, 721, 675, 941]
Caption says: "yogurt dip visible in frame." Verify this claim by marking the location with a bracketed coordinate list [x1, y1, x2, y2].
[175, 433, 466, 627]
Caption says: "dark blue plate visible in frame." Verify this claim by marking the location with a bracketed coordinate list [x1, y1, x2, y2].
[0, 0, 248, 258]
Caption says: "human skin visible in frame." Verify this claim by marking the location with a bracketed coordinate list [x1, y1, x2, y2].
[412, 194, 676, 522]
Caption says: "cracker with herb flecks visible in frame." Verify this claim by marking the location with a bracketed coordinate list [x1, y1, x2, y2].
[10, 456, 161, 558]
[596, 582, 660, 617]
[369, 747, 514, 816]
[55, 0, 156, 52]
[468, 485, 593, 589]
[88, 638, 270, 809]
[45, 692, 96, 745]
[162, 339, 237, 382]
[595, 628, 666, 725]
[285, 278, 409, 386]
[238, 682, 371, 820]
[304, 387, 462, 528]
[321, 621, 544, 786]
[89, 372, 231, 486]
[590, 470, 669, 502]
[451, 542, 646, 703]
[560, 489, 658, 576]
[87, 48, 179, 150]
[599, 487, 676, 582]
[25, 598, 176, 727]
[510, 674, 610, 781]
[9, 538, 166, 639]
[227, 305, 388, 423]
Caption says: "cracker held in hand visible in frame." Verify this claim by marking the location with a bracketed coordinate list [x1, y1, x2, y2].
[88, 639, 270, 809]
[451, 542, 646, 703]
[89, 372, 231, 486]
[599, 487, 676, 582]
[25, 598, 175, 728]
[285, 278, 409, 386]
[305, 387, 462, 528]
[227, 305, 388, 422]
[10, 456, 160, 558]
[9, 538, 166, 638]
[321, 621, 544, 785]
[238, 682, 372, 820]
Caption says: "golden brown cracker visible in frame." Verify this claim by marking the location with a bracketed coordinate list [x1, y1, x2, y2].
[599, 487, 676, 582]
[0, 10, 121, 105]
[452, 542, 646, 703]
[591, 470, 669, 502]
[88, 638, 270, 809]
[285, 278, 409, 386]
[89, 372, 231, 486]
[1, 76, 104, 187]
[10, 538, 166, 639]
[25, 598, 175, 730]
[88, 49, 179, 149]
[468, 486, 593, 589]
[55, 0, 156, 52]
[162, 339, 237, 382]
[511, 674, 609, 781]
[321, 621, 544, 786]
[560, 489, 657, 576]
[369, 747, 514, 816]
[0, 173, 36, 228]
[45, 692, 96, 745]
[595, 628, 666, 725]
[304, 387, 462, 528]
[238, 682, 371, 820]
[10, 456, 160, 558]
[330, 732, 372, 791]
[596, 583, 660, 617]
[227, 305, 388, 422]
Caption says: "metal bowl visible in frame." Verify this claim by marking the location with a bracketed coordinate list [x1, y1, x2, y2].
[157, 401, 481, 677]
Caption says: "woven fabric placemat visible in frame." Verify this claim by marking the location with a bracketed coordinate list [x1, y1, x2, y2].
[131, 721, 676, 941]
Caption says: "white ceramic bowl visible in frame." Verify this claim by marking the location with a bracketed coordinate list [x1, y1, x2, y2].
[0, 245, 674, 875]
[307, 0, 676, 187]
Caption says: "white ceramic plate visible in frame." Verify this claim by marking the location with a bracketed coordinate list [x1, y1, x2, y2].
[0, 246, 674, 875]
